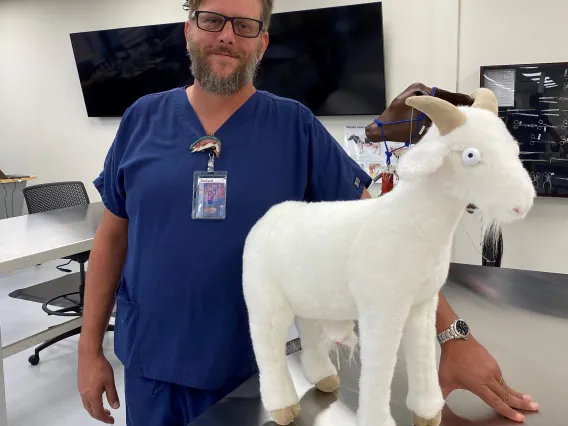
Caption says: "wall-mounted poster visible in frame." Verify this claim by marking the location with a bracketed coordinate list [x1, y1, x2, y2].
[480, 62, 568, 198]
[343, 125, 405, 185]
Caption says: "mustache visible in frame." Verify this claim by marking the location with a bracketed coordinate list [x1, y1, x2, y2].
[205, 46, 242, 59]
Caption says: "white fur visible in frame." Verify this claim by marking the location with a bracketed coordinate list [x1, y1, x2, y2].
[242, 100, 535, 425]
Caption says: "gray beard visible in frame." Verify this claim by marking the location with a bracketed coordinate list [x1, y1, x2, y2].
[187, 41, 261, 96]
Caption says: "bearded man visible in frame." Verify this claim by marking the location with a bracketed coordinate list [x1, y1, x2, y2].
[77, 0, 372, 425]
[77, 0, 538, 425]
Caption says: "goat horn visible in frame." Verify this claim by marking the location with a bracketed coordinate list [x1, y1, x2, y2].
[470, 88, 498, 114]
[405, 96, 466, 136]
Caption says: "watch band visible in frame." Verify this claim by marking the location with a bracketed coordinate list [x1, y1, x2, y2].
[437, 327, 457, 344]
[437, 319, 469, 344]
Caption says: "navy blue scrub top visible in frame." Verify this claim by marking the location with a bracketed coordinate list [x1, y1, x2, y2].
[94, 87, 372, 390]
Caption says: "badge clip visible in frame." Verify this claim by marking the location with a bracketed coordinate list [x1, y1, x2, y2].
[190, 135, 222, 158]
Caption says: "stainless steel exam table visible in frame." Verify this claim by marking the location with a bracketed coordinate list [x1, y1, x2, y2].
[191, 263, 568, 426]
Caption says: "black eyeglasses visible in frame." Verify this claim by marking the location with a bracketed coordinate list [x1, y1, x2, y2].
[191, 11, 264, 39]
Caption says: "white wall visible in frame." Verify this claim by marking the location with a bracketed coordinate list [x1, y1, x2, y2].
[0, 0, 185, 199]
[452, 0, 568, 273]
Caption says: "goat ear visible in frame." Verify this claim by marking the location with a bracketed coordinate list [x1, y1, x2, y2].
[396, 140, 448, 182]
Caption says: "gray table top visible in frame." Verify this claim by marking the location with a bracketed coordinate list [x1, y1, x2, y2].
[0, 202, 104, 274]
[192, 263, 568, 426]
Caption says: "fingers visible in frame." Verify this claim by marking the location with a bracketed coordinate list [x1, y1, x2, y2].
[478, 386, 525, 423]
[90, 394, 115, 424]
[494, 380, 540, 412]
[81, 391, 115, 424]
[503, 382, 537, 407]
[105, 379, 121, 410]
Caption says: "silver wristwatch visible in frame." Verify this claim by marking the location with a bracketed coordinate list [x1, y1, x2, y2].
[437, 319, 470, 344]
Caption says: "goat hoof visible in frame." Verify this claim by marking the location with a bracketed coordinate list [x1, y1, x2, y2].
[411, 411, 442, 426]
[316, 375, 340, 393]
[271, 404, 301, 425]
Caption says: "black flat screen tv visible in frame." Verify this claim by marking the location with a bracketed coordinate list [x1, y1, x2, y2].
[69, 2, 386, 117]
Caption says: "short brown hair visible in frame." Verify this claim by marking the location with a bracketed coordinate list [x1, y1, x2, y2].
[187, 0, 274, 31]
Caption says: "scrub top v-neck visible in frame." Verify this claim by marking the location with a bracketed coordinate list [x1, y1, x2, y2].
[94, 86, 372, 390]
[177, 86, 260, 144]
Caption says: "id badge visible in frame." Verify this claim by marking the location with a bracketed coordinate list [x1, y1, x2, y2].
[192, 171, 228, 220]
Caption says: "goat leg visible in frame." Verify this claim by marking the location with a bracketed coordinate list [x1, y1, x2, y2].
[246, 283, 299, 424]
[296, 318, 340, 392]
[403, 293, 444, 426]
[356, 305, 409, 426]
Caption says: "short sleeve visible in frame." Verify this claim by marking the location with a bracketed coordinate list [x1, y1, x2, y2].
[93, 108, 134, 219]
[304, 113, 372, 202]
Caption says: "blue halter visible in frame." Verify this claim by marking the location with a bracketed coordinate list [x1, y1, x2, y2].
[373, 87, 437, 165]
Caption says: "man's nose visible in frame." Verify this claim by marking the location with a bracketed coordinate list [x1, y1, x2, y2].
[219, 21, 236, 44]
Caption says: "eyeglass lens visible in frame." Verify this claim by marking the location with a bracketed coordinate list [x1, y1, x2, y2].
[197, 12, 261, 37]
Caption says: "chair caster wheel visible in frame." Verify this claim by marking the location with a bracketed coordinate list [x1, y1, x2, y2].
[28, 354, 40, 366]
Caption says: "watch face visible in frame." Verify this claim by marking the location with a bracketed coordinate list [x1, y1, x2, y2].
[456, 320, 469, 337]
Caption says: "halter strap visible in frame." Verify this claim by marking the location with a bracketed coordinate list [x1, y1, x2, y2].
[374, 86, 437, 165]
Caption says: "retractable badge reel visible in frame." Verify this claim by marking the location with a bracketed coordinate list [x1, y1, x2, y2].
[189, 135, 227, 220]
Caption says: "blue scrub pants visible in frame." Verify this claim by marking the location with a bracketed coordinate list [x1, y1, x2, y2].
[124, 368, 238, 425]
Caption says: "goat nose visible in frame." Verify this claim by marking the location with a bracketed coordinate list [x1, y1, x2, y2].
[513, 207, 520, 214]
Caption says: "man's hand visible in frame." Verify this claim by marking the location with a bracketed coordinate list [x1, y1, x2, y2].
[78, 207, 127, 423]
[78, 350, 120, 424]
[438, 336, 539, 422]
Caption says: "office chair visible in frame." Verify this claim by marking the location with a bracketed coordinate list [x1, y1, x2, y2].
[22, 181, 114, 365]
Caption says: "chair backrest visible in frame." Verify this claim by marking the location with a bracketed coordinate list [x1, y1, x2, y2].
[23, 181, 90, 214]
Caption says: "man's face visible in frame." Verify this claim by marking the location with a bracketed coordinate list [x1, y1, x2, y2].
[185, 0, 269, 96]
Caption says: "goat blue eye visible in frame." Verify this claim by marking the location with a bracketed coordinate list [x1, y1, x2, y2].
[462, 148, 481, 165]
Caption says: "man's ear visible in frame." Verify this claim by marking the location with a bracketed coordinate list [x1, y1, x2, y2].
[396, 139, 448, 182]
[259, 31, 269, 59]
[184, 20, 191, 39]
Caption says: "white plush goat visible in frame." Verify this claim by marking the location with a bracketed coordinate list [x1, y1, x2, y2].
[242, 88, 535, 426]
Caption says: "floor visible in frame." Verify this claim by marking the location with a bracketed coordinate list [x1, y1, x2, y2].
[0, 260, 126, 425]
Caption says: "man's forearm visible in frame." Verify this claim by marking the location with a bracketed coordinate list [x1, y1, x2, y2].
[436, 291, 459, 334]
[79, 224, 127, 355]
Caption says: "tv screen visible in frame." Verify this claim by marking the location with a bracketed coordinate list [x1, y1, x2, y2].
[69, 2, 385, 117]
